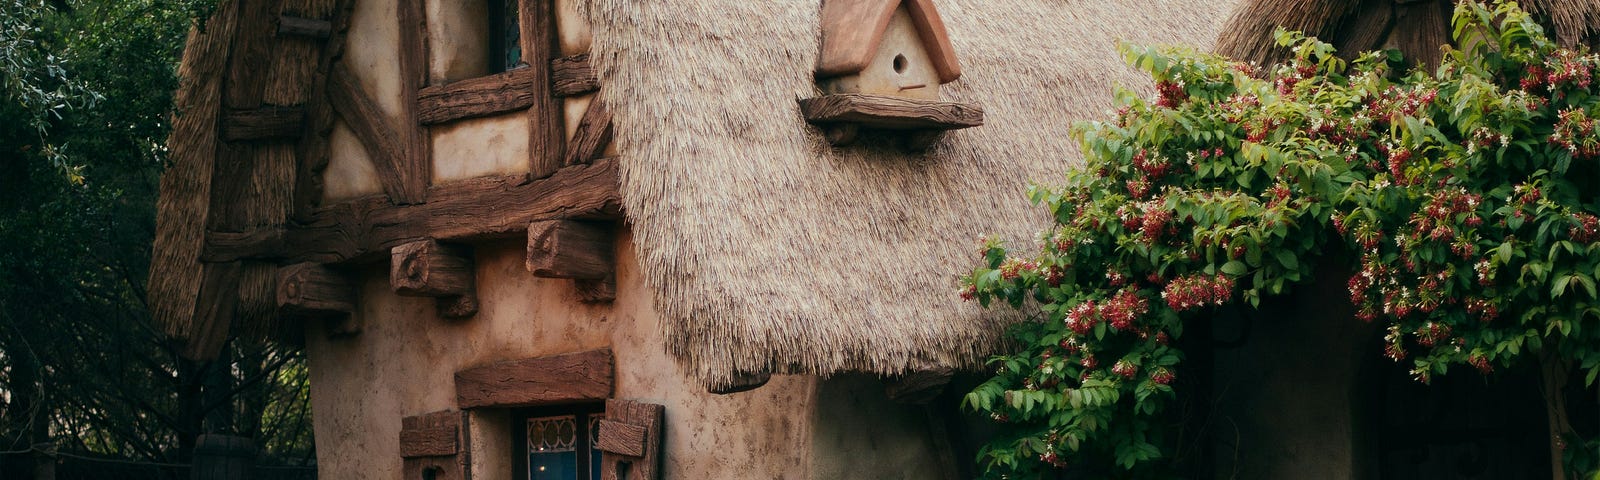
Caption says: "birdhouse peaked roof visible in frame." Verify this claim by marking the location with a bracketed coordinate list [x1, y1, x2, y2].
[815, 0, 961, 83]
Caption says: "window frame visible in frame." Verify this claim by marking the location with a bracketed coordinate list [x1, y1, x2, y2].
[511, 403, 607, 480]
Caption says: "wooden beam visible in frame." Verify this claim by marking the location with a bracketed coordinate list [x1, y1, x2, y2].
[417, 68, 540, 125]
[561, 100, 612, 167]
[399, 411, 461, 458]
[798, 93, 983, 130]
[551, 53, 598, 98]
[884, 368, 954, 404]
[390, 239, 474, 297]
[292, 0, 356, 222]
[396, 0, 431, 203]
[521, 0, 564, 179]
[594, 420, 646, 457]
[276, 262, 354, 320]
[709, 372, 772, 395]
[327, 62, 424, 204]
[183, 262, 242, 360]
[277, 15, 332, 39]
[203, 158, 622, 265]
[525, 220, 612, 280]
[223, 0, 280, 110]
[455, 349, 613, 409]
[223, 106, 306, 141]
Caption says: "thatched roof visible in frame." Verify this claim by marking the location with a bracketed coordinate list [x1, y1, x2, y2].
[1216, 0, 1600, 69]
[582, 0, 1235, 389]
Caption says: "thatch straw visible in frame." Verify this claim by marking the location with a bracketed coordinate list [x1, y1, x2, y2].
[581, 0, 1236, 389]
[1216, 0, 1600, 69]
[150, 0, 241, 342]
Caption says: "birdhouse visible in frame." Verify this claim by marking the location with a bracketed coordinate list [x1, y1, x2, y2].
[802, 0, 983, 148]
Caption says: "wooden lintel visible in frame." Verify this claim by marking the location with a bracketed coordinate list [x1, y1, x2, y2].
[798, 93, 983, 130]
[391, 239, 474, 298]
[525, 220, 612, 280]
[223, 106, 306, 141]
[709, 372, 772, 395]
[551, 54, 598, 97]
[399, 410, 461, 458]
[277, 15, 332, 39]
[202, 158, 622, 265]
[561, 100, 613, 167]
[455, 349, 614, 409]
[276, 262, 354, 319]
[884, 368, 955, 404]
[594, 420, 646, 457]
[418, 68, 540, 125]
[328, 62, 425, 203]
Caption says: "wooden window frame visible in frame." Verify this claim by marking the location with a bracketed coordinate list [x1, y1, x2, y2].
[510, 403, 606, 480]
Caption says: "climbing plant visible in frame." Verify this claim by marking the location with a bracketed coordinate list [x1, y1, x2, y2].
[962, 2, 1600, 478]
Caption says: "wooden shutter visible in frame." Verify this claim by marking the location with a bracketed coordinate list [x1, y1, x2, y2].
[596, 399, 664, 480]
[400, 410, 470, 480]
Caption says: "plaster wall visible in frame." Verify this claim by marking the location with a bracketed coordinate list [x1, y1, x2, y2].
[820, 7, 942, 100]
[323, 121, 385, 201]
[431, 115, 531, 182]
[320, 0, 402, 202]
[809, 375, 958, 480]
[305, 231, 820, 479]
[426, 0, 491, 85]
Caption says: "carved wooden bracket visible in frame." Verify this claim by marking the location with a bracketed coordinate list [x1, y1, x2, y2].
[400, 410, 468, 480]
[455, 349, 614, 409]
[276, 262, 359, 337]
[527, 220, 617, 303]
[391, 239, 479, 319]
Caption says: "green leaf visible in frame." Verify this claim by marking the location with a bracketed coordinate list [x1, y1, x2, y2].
[1221, 261, 1247, 276]
[1275, 250, 1299, 270]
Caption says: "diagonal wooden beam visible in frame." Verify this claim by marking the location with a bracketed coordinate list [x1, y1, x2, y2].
[292, 0, 356, 222]
[327, 62, 422, 204]
[561, 99, 613, 167]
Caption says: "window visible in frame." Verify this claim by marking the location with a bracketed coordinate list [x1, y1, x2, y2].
[487, 0, 522, 73]
[513, 404, 605, 480]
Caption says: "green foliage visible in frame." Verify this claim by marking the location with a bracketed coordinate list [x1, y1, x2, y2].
[961, 2, 1600, 477]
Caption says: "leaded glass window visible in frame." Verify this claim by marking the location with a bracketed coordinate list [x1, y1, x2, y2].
[516, 406, 604, 480]
[488, 0, 522, 73]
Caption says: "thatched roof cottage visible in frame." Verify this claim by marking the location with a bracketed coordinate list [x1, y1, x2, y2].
[148, 0, 1233, 477]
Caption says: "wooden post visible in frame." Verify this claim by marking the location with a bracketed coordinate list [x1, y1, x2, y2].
[598, 400, 664, 480]
[525, 220, 612, 280]
[190, 434, 256, 480]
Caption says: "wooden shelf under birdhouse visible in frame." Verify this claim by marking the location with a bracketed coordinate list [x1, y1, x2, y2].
[799, 93, 983, 148]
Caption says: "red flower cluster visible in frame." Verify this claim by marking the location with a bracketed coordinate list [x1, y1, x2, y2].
[1366, 86, 1438, 126]
[1466, 297, 1498, 322]
[1162, 273, 1235, 311]
[1414, 322, 1452, 348]
[1570, 213, 1600, 244]
[1101, 289, 1149, 331]
[1150, 367, 1175, 385]
[1111, 359, 1138, 379]
[1155, 80, 1188, 108]
[999, 258, 1038, 280]
[1132, 149, 1171, 179]
[1551, 108, 1599, 160]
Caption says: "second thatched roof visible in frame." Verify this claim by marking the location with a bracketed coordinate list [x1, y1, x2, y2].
[581, 0, 1237, 389]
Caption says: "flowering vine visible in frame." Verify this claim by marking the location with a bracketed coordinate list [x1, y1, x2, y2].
[961, 2, 1600, 478]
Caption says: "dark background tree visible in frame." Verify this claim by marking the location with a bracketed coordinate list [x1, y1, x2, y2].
[1, 1, 314, 478]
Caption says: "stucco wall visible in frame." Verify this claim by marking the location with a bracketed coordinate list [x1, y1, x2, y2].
[305, 232, 825, 479]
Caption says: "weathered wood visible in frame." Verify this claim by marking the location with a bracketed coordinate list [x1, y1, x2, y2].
[400, 411, 466, 480]
[454, 349, 613, 409]
[184, 262, 242, 360]
[551, 53, 598, 97]
[396, 0, 431, 203]
[798, 93, 982, 130]
[390, 239, 475, 297]
[709, 372, 772, 395]
[576, 273, 616, 304]
[521, 0, 564, 179]
[224, 0, 280, 109]
[599, 400, 664, 480]
[594, 420, 646, 457]
[399, 426, 457, 458]
[561, 100, 613, 166]
[417, 68, 540, 125]
[327, 62, 419, 203]
[292, 0, 356, 222]
[277, 15, 332, 39]
[223, 106, 306, 141]
[884, 368, 954, 404]
[203, 158, 623, 265]
[276, 262, 354, 320]
[816, 0, 961, 83]
[525, 220, 612, 280]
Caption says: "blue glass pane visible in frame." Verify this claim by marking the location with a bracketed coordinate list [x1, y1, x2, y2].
[502, 0, 521, 70]
[529, 451, 577, 480]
